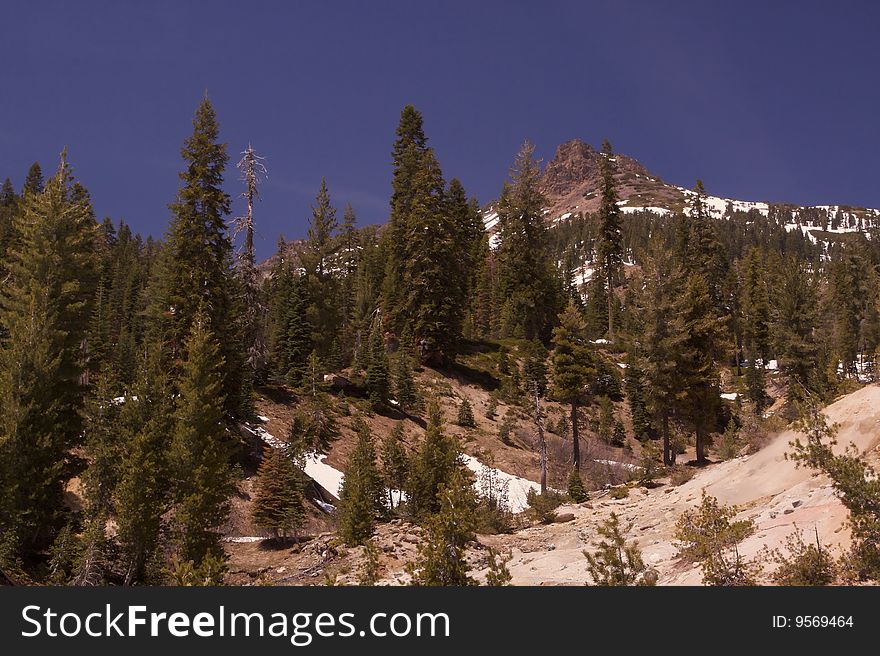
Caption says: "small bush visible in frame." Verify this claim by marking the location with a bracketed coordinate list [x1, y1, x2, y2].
[670, 466, 695, 487]
[767, 529, 836, 586]
[526, 489, 564, 523]
[567, 469, 589, 503]
[609, 486, 629, 500]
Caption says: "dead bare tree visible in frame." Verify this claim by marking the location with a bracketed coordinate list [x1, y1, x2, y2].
[234, 145, 268, 373]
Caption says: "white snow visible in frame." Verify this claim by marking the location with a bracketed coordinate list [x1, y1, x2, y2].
[619, 205, 672, 216]
[592, 459, 642, 472]
[592, 338, 609, 345]
[303, 453, 345, 499]
[720, 392, 739, 401]
[257, 415, 270, 423]
[460, 454, 542, 513]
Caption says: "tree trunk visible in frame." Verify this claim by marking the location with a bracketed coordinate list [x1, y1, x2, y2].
[695, 424, 707, 464]
[534, 384, 547, 494]
[571, 401, 580, 470]
[607, 275, 614, 342]
[662, 414, 672, 466]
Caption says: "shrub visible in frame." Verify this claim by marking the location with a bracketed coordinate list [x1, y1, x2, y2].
[670, 466, 695, 487]
[526, 488, 564, 524]
[585, 513, 655, 586]
[674, 492, 758, 586]
[456, 397, 476, 428]
[609, 486, 629, 500]
[767, 528, 836, 586]
[567, 469, 589, 503]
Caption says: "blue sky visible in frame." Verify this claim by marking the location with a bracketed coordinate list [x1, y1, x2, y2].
[2, 1, 879, 259]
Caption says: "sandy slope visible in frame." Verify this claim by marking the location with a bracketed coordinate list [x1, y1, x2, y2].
[478, 384, 880, 585]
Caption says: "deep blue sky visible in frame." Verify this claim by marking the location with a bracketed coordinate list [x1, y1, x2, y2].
[2, 1, 879, 260]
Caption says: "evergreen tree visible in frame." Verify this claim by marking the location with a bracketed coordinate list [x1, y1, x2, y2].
[0, 153, 99, 562]
[114, 349, 175, 584]
[338, 417, 384, 546]
[169, 308, 234, 567]
[406, 401, 462, 519]
[551, 301, 596, 470]
[772, 257, 821, 403]
[393, 350, 419, 412]
[268, 257, 312, 386]
[251, 446, 305, 540]
[146, 97, 247, 418]
[407, 467, 477, 586]
[638, 242, 688, 465]
[496, 141, 562, 341]
[597, 139, 623, 341]
[677, 272, 726, 463]
[684, 181, 729, 314]
[585, 512, 654, 586]
[624, 350, 652, 441]
[380, 423, 409, 508]
[21, 162, 43, 196]
[365, 316, 390, 408]
[456, 397, 476, 428]
[567, 469, 588, 502]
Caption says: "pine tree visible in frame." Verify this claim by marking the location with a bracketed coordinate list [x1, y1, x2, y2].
[624, 350, 652, 441]
[22, 162, 44, 196]
[169, 307, 234, 567]
[0, 153, 99, 562]
[114, 348, 175, 584]
[567, 469, 588, 502]
[268, 257, 312, 386]
[338, 417, 384, 546]
[638, 241, 688, 465]
[496, 141, 562, 341]
[772, 256, 821, 403]
[456, 397, 476, 427]
[147, 97, 246, 418]
[585, 512, 653, 586]
[685, 180, 729, 314]
[677, 272, 727, 463]
[251, 446, 305, 540]
[551, 301, 596, 470]
[597, 139, 623, 341]
[393, 350, 419, 412]
[365, 316, 390, 408]
[407, 467, 477, 586]
[406, 401, 462, 519]
[380, 423, 409, 508]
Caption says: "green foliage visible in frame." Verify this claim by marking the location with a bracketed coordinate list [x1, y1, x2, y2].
[167, 552, 227, 586]
[146, 98, 247, 418]
[567, 469, 588, 503]
[495, 141, 562, 341]
[380, 423, 409, 508]
[552, 301, 596, 469]
[497, 411, 515, 445]
[526, 488, 563, 524]
[675, 492, 757, 586]
[251, 446, 305, 540]
[638, 440, 663, 486]
[609, 486, 629, 500]
[625, 351, 652, 441]
[585, 513, 654, 586]
[475, 456, 513, 534]
[338, 418, 385, 546]
[407, 467, 477, 586]
[406, 401, 463, 519]
[358, 540, 381, 585]
[365, 319, 390, 409]
[456, 397, 476, 427]
[485, 549, 513, 586]
[393, 350, 420, 412]
[0, 153, 99, 561]
[169, 308, 234, 568]
[789, 402, 880, 580]
[114, 349, 174, 584]
[767, 528, 836, 586]
[717, 418, 743, 460]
